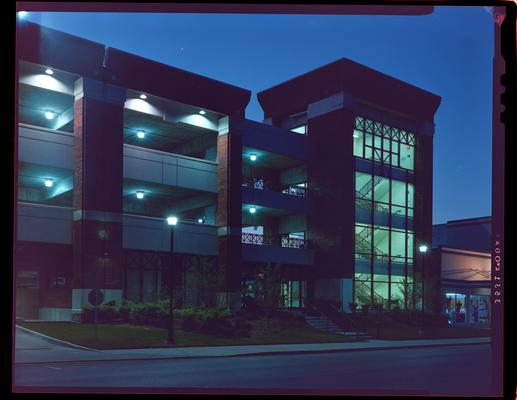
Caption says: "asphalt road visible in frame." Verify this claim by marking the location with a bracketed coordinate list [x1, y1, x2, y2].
[14, 344, 491, 395]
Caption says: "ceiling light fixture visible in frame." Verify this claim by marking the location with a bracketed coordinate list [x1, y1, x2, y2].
[139, 94, 147, 100]
[137, 131, 145, 139]
[44, 111, 55, 120]
[249, 207, 256, 214]
[250, 154, 257, 161]
[44, 179, 53, 188]
[45, 68, 54, 75]
[136, 191, 145, 199]
[199, 110, 206, 115]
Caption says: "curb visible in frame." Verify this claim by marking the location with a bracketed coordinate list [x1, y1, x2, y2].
[15, 336, 489, 365]
[16, 325, 98, 352]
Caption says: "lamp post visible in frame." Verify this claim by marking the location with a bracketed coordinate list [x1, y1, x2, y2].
[166, 216, 178, 345]
[418, 243, 429, 336]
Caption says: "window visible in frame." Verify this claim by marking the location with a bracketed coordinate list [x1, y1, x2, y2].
[354, 116, 415, 171]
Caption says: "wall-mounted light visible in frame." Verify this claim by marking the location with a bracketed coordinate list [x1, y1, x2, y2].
[167, 216, 178, 226]
[250, 154, 257, 162]
[137, 131, 145, 139]
[198, 218, 204, 224]
[418, 244, 429, 253]
[139, 94, 147, 100]
[249, 207, 256, 214]
[44, 111, 55, 120]
[45, 68, 54, 75]
[44, 179, 53, 188]
[136, 191, 145, 199]
[199, 110, 206, 115]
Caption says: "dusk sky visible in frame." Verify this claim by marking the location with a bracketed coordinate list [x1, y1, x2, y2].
[20, 6, 494, 224]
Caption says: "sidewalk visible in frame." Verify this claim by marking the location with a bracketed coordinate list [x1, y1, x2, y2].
[15, 325, 490, 365]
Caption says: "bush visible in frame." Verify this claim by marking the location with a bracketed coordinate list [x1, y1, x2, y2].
[198, 307, 233, 337]
[119, 300, 134, 322]
[234, 317, 253, 337]
[132, 302, 170, 328]
[423, 312, 449, 327]
[81, 305, 94, 323]
[99, 303, 118, 322]
[179, 307, 201, 331]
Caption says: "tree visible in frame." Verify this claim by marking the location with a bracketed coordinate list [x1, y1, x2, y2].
[255, 262, 285, 330]
[183, 255, 222, 308]
[396, 276, 422, 310]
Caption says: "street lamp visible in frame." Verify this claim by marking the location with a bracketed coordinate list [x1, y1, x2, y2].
[166, 216, 178, 345]
[418, 243, 429, 336]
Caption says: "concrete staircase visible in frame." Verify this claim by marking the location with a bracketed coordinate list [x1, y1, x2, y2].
[304, 315, 370, 339]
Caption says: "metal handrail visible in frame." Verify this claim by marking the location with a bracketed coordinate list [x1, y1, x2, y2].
[242, 176, 307, 198]
[241, 233, 307, 249]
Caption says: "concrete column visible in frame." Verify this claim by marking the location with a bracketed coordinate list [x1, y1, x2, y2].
[71, 78, 126, 312]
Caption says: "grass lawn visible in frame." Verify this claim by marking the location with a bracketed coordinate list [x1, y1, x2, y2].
[18, 318, 364, 350]
[365, 323, 491, 340]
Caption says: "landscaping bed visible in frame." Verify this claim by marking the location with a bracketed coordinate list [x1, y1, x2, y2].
[18, 318, 364, 350]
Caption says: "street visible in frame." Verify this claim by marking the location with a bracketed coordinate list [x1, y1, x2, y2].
[14, 343, 491, 395]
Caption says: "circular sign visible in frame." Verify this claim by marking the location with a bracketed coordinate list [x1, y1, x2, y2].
[88, 289, 104, 306]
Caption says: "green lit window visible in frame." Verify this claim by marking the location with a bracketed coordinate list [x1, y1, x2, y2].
[354, 116, 415, 171]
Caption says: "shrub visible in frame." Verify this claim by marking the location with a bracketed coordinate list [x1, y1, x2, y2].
[132, 302, 169, 328]
[234, 317, 253, 338]
[99, 303, 118, 323]
[423, 312, 449, 327]
[81, 305, 94, 323]
[119, 300, 134, 322]
[200, 310, 234, 337]
[179, 307, 201, 331]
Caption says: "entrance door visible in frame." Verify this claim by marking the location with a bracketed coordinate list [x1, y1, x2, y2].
[15, 271, 40, 319]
